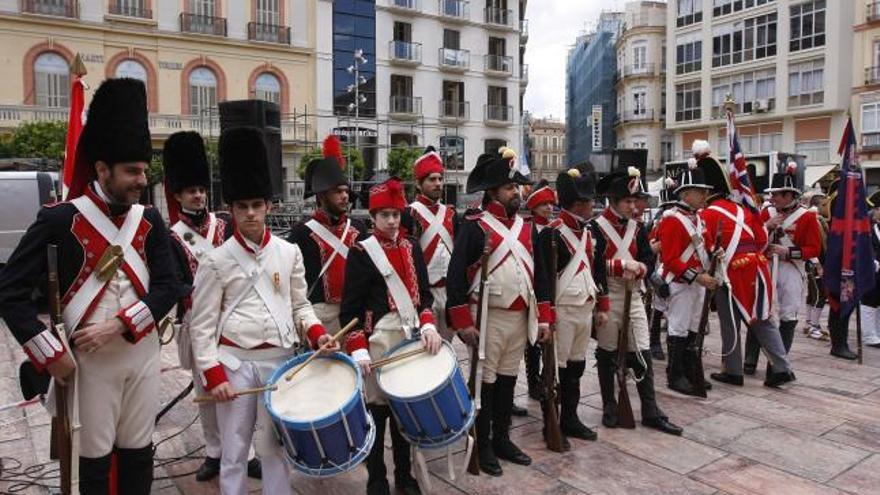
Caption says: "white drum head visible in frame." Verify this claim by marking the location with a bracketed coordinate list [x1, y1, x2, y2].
[378, 342, 455, 398]
[270, 358, 356, 420]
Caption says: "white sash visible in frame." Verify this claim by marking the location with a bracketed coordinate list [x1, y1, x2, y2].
[708, 205, 749, 269]
[410, 201, 454, 284]
[468, 214, 535, 296]
[226, 238, 296, 348]
[556, 225, 594, 298]
[305, 218, 351, 283]
[595, 215, 637, 261]
[65, 197, 148, 331]
[360, 236, 419, 336]
[171, 213, 217, 260]
[767, 206, 809, 248]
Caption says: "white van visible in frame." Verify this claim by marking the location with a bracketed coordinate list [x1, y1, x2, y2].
[0, 171, 58, 264]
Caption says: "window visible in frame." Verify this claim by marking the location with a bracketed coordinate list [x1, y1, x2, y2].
[789, 58, 824, 107]
[675, 81, 701, 122]
[543, 136, 548, 150]
[485, 139, 507, 154]
[189, 0, 214, 16]
[256, 0, 280, 26]
[487, 86, 507, 106]
[34, 52, 69, 108]
[676, 39, 702, 74]
[632, 87, 648, 115]
[443, 29, 460, 50]
[488, 36, 506, 56]
[439, 135, 464, 170]
[712, 69, 775, 115]
[713, 0, 774, 17]
[390, 74, 413, 98]
[542, 155, 549, 167]
[863, 102, 880, 133]
[255, 73, 281, 104]
[188, 67, 217, 116]
[719, 130, 781, 155]
[677, 0, 703, 27]
[551, 155, 558, 167]
[631, 136, 647, 149]
[661, 137, 673, 163]
[795, 140, 830, 164]
[393, 22, 411, 42]
[115, 0, 148, 17]
[114, 59, 147, 83]
[552, 137, 558, 150]
[790, 1, 825, 52]
[712, 13, 776, 68]
[632, 41, 647, 70]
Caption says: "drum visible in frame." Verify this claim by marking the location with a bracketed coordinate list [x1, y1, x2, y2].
[376, 340, 475, 449]
[265, 352, 375, 477]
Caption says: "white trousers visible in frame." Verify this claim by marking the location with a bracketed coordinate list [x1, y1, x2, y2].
[193, 370, 223, 459]
[216, 355, 292, 495]
[595, 278, 650, 352]
[774, 262, 805, 322]
[666, 282, 706, 337]
[556, 302, 594, 365]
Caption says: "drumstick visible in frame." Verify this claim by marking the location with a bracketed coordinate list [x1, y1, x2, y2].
[371, 347, 427, 369]
[284, 318, 359, 382]
[193, 384, 278, 403]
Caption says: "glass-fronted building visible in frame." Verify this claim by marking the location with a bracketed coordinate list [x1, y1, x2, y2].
[333, 0, 376, 117]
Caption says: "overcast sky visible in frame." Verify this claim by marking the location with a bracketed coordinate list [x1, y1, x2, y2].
[523, 0, 630, 121]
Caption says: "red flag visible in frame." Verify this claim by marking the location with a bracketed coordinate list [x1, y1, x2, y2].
[62, 77, 84, 201]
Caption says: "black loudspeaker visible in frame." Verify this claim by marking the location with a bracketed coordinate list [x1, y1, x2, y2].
[219, 100, 283, 200]
[613, 148, 648, 178]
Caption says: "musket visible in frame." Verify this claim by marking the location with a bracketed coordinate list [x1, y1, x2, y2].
[466, 243, 491, 475]
[542, 229, 565, 452]
[47, 244, 74, 494]
[689, 221, 724, 399]
[615, 280, 636, 429]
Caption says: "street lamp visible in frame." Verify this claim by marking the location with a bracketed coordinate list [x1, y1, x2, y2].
[346, 49, 368, 184]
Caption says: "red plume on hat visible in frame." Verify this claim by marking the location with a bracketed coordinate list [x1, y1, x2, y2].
[369, 177, 407, 213]
[323, 134, 345, 169]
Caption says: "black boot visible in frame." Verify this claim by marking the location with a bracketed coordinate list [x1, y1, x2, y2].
[492, 375, 532, 466]
[390, 416, 420, 495]
[525, 342, 543, 401]
[829, 310, 857, 360]
[247, 457, 262, 479]
[559, 361, 597, 441]
[79, 453, 113, 495]
[650, 309, 666, 360]
[195, 456, 220, 481]
[367, 405, 391, 495]
[116, 444, 154, 495]
[476, 382, 502, 476]
[743, 327, 760, 375]
[630, 351, 683, 436]
[684, 332, 711, 392]
[595, 348, 618, 428]
[666, 336, 695, 396]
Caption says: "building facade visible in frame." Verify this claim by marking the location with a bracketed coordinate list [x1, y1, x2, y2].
[315, 0, 529, 193]
[528, 116, 565, 184]
[0, 0, 319, 199]
[665, 0, 853, 175]
[853, 1, 880, 185]
[565, 12, 623, 166]
[613, 1, 669, 175]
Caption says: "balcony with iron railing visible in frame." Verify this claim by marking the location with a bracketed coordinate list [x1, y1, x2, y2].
[108, 2, 151, 19]
[180, 13, 227, 36]
[617, 63, 657, 82]
[438, 0, 468, 20]
[438, 48, 470, 71]
[520, 19, 529, 41]
[613, 109, 655, 126]
[867, 66, 880, 86]
[484, 7, 511, 27]
[389, 41, 422, 65]
[389, 96, 422, 119]
[389, 0, 419, 13]
[248, 22, 290, 44]
[439, 100, 469, 122]
[863, 132, 880, 151]
[868, 2, 880, 22]
[484, 54, 513, 76]
[484, 104, 513, 125]
[22, 0, 78, 18]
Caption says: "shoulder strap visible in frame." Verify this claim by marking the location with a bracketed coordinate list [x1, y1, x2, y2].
[360, 237, 418, 334]
[410, 201, 454, 255]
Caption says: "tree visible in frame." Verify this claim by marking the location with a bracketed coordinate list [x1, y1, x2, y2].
[296, 145, 365, 182]
[146, 153, 164, 186]
[386, 143, 422, 182]
[4, 121, 67, 164]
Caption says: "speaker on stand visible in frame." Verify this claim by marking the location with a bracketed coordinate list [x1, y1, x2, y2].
[219, 100, 284, 201]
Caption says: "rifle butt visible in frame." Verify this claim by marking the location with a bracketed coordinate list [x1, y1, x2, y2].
[616, 385, 636, 429]
[467, 434, 480, 475]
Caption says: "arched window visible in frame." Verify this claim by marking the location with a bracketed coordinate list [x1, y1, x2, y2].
[189, 67, 217, 116]
[254, 72, 281, 104]
[34, 52, 69, 107]
[115, 59, 148, 83]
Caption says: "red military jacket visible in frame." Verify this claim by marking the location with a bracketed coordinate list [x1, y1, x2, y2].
[657, 204, 709, 284]
[760, 205, 823, 263]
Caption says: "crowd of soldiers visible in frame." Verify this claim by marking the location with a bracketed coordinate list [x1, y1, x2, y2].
[0, 77, 871, 495]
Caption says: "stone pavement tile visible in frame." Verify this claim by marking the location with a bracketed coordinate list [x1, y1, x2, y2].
[789, 369, 879, 398]
[598, 423, 727, 474]
[774, 386, 880, 426]
[647, 390, 724, 427]
[683, 412, 763, 448]
[711, 394, 845, 435]
[691, 454, 848, 495]
[724, 426, 870, 482]
[794, 356, 880, 383]
[828, 453, 880, 494]
[822, 421, 880, 454]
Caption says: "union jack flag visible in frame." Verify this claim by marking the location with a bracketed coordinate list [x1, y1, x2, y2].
[726, 109, 760, 213]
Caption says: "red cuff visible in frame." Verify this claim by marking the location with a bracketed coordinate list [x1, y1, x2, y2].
[345, 331, 368, 354]
[306, 323, 327, 350]
[537, 301, 553, 324]
[117, 301, 155, 343]
[448, 304, 475, 330]
[202, 365, 228, 391]
[419, 309, 435, 327]
[22, 329, 66, 372]
[596, 295, 610, 313]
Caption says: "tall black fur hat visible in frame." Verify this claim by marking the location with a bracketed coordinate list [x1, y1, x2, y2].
[163, 131, 210, 193]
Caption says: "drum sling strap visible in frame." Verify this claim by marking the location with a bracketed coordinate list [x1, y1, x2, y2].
[360, 236, 419, 336]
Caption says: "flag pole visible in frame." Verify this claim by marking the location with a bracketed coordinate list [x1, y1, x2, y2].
[856, 282, 864, 365]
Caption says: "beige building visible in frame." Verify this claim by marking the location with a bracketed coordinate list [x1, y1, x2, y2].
[528, 116, 565, 183]
[666, 0, 853, 178]
[614, 1, 669, 174]
[853, 2, 880, 184]
[0, 0, 319, 199]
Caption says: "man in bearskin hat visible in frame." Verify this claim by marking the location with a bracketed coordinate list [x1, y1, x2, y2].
[646, 174, 680, 361]
[288, 135, 366, 334]
[693, 141, 795, 387]
[340, 177, 441, 495]
[401, 146, 460, 342]
[162, 131, 263, 482]
[591, 167, 682, 435]
[189, 127, 335, 495]
[654, 160, 718, 396]
[742, 162, 823, 373]
[0, 78, 182, 493]
[536, 168, 601, 442]
[446, 148, 553, 475]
